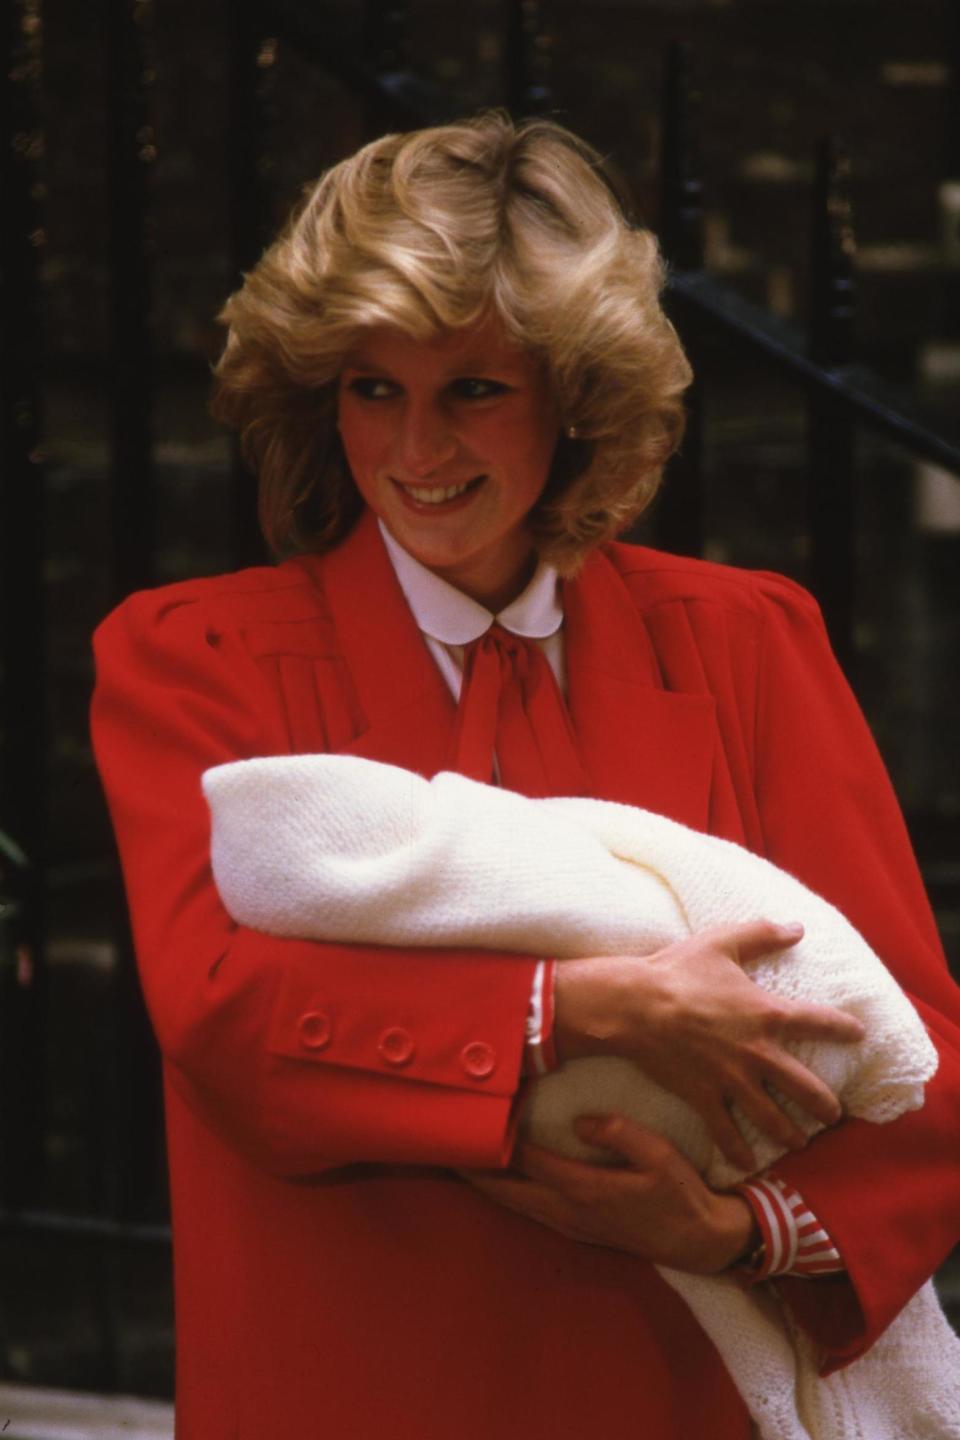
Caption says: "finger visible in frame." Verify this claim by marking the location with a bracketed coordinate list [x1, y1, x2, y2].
[691, 919, 803, 966]
[777, 1002, 866, 1045]
[574, 1115, 674, 1171]
[729, 1080, 809, 1153]
[514, 1142, 603, 1191]
[699, 1097, 757, 1173]
[758, 1053, 843, 1128]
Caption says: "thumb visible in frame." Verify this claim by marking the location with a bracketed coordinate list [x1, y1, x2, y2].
[727, 918, 804, 965]
[574, 1114, 669, 1167]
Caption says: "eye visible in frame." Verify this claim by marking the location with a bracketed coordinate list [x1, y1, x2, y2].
[449, 377, 510, 401]
[345, 376, 400, 401]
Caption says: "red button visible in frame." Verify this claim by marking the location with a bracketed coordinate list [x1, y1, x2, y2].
[460, 1041, 496, 1079]
[298, 1010, 332, 1051]
[378, 1027, 415, 1067]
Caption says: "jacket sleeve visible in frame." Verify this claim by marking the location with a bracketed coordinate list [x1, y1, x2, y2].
[749, 575, 960, 1370]
[90, 583, 538, 1177]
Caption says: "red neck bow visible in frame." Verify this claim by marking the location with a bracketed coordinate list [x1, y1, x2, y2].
[451, 624, 589, 799]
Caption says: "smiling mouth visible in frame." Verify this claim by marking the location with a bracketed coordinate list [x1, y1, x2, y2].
[394, 476, 486, 506]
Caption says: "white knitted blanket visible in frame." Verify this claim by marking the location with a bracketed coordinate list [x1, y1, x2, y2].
[203, 754, 960, 1440]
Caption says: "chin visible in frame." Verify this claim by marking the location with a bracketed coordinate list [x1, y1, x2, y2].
[408, 541, 477, 575]
[388, 518, 480, 569]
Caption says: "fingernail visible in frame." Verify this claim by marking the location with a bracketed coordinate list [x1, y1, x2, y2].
[781, 922, 804, 937]
[575, 1116, 606, 1141]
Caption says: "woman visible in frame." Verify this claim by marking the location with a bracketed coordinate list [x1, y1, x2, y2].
[91, 112, 960, 1438]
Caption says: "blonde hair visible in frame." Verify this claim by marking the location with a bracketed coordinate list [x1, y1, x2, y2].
[211, 110, 692, 574]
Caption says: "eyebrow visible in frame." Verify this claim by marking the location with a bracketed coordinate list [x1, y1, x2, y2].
[343, 355, 389, 372]
[343, 352, 523, 379]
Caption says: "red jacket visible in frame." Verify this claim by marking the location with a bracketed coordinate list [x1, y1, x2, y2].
[91, 509, 960, 1439]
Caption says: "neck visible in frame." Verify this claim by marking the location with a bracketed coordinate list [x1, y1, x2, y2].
[431, 546, 538, 614]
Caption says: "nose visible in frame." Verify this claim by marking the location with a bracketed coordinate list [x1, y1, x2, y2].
[396, 401, 458, 477]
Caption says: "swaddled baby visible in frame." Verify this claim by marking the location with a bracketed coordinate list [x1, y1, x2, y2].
[203, 752, 934, 1187]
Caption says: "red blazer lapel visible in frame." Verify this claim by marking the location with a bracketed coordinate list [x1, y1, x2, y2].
[317, 510, 458, 776]
[563, 547, 716, 830]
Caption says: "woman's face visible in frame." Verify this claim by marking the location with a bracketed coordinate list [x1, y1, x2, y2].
[337, 317, 559, 610]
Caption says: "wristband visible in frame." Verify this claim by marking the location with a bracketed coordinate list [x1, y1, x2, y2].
[732, 1233, 767, 1277]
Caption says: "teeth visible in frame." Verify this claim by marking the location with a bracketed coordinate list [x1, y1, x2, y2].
[404, 480, 474, 504]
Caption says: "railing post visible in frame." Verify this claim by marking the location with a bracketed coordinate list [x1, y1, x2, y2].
[105, 0, 157, 600]
[363, 0, 411, 137]
[659, 40, 704, 274]
[1, 0, 49, 1214]
[504, 0, 552, 119]
[228, 2, 277, 567]
[806, 136, 857, 671]
[103, 10, 166, 1348]
[654, 41, 705, 557]
[945, 1, 960, 189]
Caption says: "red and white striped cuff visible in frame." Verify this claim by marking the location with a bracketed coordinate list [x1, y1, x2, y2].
[524, 959, 559, 1076]
[735, 1173, 844, 1281]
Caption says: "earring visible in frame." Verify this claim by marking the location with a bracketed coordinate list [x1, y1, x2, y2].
[566, 424, 579, 439]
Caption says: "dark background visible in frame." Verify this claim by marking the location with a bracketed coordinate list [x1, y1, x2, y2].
[2, 0, 958, 1403]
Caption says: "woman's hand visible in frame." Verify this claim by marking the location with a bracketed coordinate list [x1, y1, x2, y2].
[463, 1115, 759, 1274]
[553, 919, 865, 1170]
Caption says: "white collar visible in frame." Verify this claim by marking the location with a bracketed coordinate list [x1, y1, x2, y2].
[378, 518, 563, 646]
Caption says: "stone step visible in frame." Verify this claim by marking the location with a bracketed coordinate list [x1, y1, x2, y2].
[0, 1383, 173, 1440]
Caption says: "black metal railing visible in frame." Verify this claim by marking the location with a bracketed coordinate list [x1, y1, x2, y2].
[1, 0, 958, 1394]
[655, 41, 960, 668]
[2, 0, 48, 1221]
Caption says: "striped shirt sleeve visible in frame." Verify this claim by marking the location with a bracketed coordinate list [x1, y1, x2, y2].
[735, 1173, 844, 1280]
[523, 959, 559, 1076]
